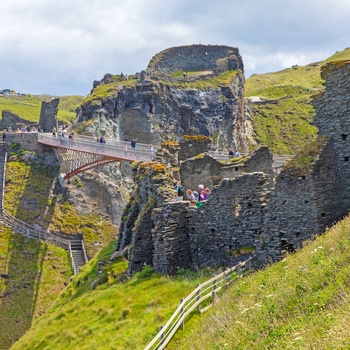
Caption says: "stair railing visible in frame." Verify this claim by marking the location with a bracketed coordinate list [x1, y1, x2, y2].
[144, 257, 254, 350]
[2, 208, 70, 250]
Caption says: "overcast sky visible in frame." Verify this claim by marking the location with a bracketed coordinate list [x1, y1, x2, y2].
[1, 0, 350, 96]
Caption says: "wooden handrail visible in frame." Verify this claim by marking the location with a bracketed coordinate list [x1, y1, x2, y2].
[2, 208, 70, 249]
[144, 257, 254, 350]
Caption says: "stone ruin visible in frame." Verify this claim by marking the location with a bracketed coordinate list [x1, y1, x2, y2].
[0, 110, 36, 131]
[115, 59, 350, 275]
[39, 98, 59, 132]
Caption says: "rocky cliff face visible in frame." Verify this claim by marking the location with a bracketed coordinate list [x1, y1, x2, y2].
[76, 45, 253, 153]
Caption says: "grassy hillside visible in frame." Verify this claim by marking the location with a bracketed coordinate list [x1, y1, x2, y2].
[4, 154, 117, 258]
[0, 226, 72, 349]
[0, 149, 118, 349]
[245, 47, 350, 154]
[10, 206, 350, 349]
[0, 94, 84, 125]
[10, 241, 213, 350]
[172, 214, 350, 349]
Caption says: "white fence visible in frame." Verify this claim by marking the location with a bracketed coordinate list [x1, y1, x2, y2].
[145, 257, 254, 350]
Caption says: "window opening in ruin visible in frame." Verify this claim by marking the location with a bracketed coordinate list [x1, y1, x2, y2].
[210, 228, 216, 233]
[304, 200, 309, 204]
[295, 231, 301, 237]
[234, 197, 241, 217]
[341, 134, 348, 140]
[301, 176, 306, 180]
[248, 202, 253, 207]
[344, 156, 350, 162]
[281, 239, 294, 253]
[235, 167, 239, 171]
[321, 213, 326, 217]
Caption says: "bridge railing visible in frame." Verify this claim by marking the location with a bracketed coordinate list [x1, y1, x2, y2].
[144, 257, 254, 350]
[38, 133, 158, 162]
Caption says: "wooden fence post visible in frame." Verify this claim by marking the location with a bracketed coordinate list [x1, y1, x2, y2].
[180, 298, 185, 330]
[212, 280, 217, 304]
[196, 284, 201, 313]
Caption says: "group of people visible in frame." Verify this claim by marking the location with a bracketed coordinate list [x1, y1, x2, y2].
[174, 182, 211, 207]
[52, 127, 74, 139]
[228, 148, 240, 157]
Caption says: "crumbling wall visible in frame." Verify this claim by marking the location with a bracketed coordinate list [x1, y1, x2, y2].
[39, 98, 59, 133]
[152, 202, 192, 274]
[187, 173, 269, 269]
[147, 44, 244, 75]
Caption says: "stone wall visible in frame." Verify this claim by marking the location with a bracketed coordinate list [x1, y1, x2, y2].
[0, 110, 35, 131]
[5, 132, 47, 153]
[147, 44, 244, 75]
[152, 202, 192, 274]
[39, 98, 59, 133]
[187, 173, 269, 268]
[313, 60, 350, 216]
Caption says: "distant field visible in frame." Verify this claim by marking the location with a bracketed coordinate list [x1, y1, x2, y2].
[0, 94, 84, 125]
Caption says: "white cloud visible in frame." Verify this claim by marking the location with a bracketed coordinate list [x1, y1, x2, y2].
[1, 0, 350, 94]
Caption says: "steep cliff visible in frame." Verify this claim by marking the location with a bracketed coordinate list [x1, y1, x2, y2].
[76, 44, 252, 153]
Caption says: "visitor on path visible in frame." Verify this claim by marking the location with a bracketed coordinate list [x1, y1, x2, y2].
[186, 189, 197, 205]
[204, 187, 211, 200]
[174, 181, 184, 201]
[131, 138, 138, 150]
[2, 131, 6, 142]
[233, 149, 240, 157]
[52, 127, 57, 138]
[198, 184, 205, 201]
[100, 136, 106, 144]
[228, 148, 234, 156]
[149, 144, 154, 160]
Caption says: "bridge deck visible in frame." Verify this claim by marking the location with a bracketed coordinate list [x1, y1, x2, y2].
[38, 133, 156, 162]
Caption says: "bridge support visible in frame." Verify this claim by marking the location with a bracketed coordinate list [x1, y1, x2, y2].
[53, 147, 117, 181]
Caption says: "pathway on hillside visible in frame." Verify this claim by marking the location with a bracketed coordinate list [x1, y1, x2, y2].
[0, 141, 88, 275]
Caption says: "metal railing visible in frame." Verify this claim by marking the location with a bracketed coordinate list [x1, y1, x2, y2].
[38, 133, 158, 162]
[144, 257, 254, 350]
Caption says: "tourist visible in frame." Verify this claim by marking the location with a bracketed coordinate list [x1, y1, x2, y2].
[228, 148, 234, 156]
[174, 181, 184, 201]
[198, 184, 205, 201]
[149, 144, 154, 160]
[205, 187, 211, 200]
[233, 149, 240, 157]
[100, 136, 106, 144]
[52, 127, 57, 137]
[186, 189, 196, 205]
[131, 138, 137, 150]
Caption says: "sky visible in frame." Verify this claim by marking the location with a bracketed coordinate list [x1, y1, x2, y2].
[1, 0, 350, 96]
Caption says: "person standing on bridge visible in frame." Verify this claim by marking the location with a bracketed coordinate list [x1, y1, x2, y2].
[131, 138, 137, 150]
[99, 136, 106, 144]
[149, 144, 154, 160]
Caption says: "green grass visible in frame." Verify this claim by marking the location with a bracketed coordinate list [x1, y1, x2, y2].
[0, 94, 84, 125]
[245, 48, 350, 154]
[171, 213, 350, 349]
[163, 70, 238, 89]
[10, 241, 213, 350]
[83, 80, 138, 105]
[0, 226, 72, 349]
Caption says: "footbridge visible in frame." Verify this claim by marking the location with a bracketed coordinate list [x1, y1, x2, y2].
[38, 133, 157, 180]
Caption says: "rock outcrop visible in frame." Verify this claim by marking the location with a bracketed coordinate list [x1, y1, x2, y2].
[76, 44, 252, 153]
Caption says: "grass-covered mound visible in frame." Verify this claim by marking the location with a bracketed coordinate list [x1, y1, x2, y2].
[245, 48, 350, 154]
[0, 94, 84, 125]
[172, 214, 350, 349]
[10, 241, 213, 350]
[0, 226, 71, 349]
